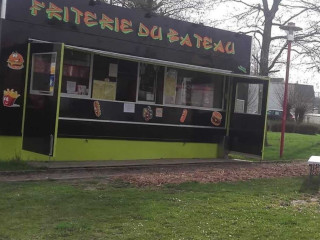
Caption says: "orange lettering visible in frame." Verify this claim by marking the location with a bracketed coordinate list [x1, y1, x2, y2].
[203, 37, 212, 50]
[30, 0, 45, 16]
[99, 14, 114, 31]
[180, 34, 192, 47]
[193, 34, 203, 48]
[84, 11, 98, 27]
[167, 28, 179, 43]
[214, 40, 225, 53]
[120, 19, 133, 34]
[70, 7, 83, 25]
[138, 23, 149, 37]
[46, 3, 62, 20]
[150, 26, 163, 40]
[225, 42, 235, 54]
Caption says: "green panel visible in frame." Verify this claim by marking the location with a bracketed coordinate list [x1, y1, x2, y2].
[52, 43, 65, 157]
[21, 44, 31, 137]
[0, 136, 218, 161]
[54, 138, 218, 161]
[0, 136, 22, 160]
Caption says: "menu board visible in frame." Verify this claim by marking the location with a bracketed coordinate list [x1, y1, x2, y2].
[92, 80, 117, 100]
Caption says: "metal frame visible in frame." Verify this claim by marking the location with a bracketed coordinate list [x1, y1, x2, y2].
[233, 82, 264, 116]
[60, 51, 94, 99]
[59, 117, 221, 129]
[29, 39, 269, 81]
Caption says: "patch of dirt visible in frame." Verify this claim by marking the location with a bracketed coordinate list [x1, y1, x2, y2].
[0, 162, 310, 185]
[291, 197, 320, 209]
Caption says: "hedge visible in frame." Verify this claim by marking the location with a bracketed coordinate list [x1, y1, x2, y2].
[268, 121, 319, 135]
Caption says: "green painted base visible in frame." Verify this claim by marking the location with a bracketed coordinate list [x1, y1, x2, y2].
[0, 136, 218, 161]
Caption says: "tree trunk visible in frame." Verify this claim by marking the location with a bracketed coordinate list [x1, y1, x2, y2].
[259, 16, 272, 76]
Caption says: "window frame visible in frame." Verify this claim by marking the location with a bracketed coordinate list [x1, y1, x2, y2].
[30, 52, 57, 96]
[58, 46, 232, 113]
[234, 82, 264, 116]
[60, 50, 93, 99]
[160, 66, 226, 111]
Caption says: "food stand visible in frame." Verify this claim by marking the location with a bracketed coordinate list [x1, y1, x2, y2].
[0, 0, 269, 161]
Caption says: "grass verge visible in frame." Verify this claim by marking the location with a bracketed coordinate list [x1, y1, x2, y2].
[0, 160, 36, 171]
[230, 132, 320, 161]
[0, 177, 320, 239]
[264, 132, 320, 161]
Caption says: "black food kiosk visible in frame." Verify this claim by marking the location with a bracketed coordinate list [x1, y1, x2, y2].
[0, 0, 269, 161]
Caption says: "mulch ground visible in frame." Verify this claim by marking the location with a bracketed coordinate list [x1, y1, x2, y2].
[0, 162, 311, 185]
[111, 162, 310, 186]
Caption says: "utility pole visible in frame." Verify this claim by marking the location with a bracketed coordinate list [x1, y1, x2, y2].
[279, 22, 302, 158]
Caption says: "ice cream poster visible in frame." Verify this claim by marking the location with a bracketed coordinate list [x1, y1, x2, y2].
[3, 89, 21, 107]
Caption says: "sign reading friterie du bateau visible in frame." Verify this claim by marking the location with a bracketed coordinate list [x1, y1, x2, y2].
[6, 0, 252, 73]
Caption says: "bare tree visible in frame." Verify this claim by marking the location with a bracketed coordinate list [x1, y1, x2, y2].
[292, 84, 315, 123]
[207, 0, 320, 77]
[274, 83, 295, 118]
[105, 0, 207, 21]
[274, 83, 314, 122]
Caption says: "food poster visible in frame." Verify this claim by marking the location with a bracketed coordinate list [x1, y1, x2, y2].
[3, 89, 21, 107]
[163, 69, 177, 104]
[155, 108, 163, 118]
[92, 80, 117, 100]
[211, 111, 222, 126]
[180, 109, 188, 123]
[7, 52, 24, 70]
[93, 100, 101, 117]
[143, 106, 153, 121]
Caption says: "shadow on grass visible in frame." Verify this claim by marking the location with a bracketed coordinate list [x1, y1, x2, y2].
[299, 176, 320, 195]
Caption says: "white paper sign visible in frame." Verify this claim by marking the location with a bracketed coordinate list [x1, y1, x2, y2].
[109, 63, 118, 78]
[124, 103, 135, 113]
[66, 81, 76, 94]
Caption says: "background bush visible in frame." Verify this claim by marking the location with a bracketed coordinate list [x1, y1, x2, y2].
[268, 121, 319, 135]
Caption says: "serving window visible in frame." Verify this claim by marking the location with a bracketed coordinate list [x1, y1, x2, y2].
[164, 68, 224, 109]
[92, 55, 138, 102]
[61, 49, 91, 97]
[30, 53, 57, 96]
[137, 63, 164, 104]
[60, 48, 225, 111]
[234, 83, 263, 115]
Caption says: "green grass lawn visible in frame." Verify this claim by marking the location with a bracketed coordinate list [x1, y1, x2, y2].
[264, 132, 320, 161]
[0, 177, 320, 240]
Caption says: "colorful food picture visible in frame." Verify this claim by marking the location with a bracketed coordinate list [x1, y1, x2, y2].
[211, 111, 222, 126]
[7, 52, 24, 70]
[180, 109, 188, 123]
[3, 89, 20, 107]
[93, 101, 101, 118]
[155, 108, 163, 118]
[143, 106, 153, 121]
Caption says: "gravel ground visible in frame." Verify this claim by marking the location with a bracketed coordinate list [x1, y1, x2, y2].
[0, 162, 310, 185]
